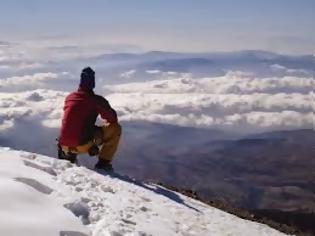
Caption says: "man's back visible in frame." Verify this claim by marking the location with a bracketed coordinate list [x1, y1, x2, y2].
[59, 88, 117, 147]
[58, 67, 121, 170]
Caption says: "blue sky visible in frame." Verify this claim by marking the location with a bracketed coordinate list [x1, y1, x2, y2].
[0, 0, 314, 54]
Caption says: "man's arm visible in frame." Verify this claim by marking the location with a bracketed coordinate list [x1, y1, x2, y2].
[94, 95, 118, 123]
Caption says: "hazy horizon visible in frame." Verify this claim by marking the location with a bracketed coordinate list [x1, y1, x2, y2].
[1, 0, 314, 55]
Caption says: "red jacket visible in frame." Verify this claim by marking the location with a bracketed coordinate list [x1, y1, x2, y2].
[59, 88, 117, 147]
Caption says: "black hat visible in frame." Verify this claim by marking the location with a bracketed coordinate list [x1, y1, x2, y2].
[80, 67, 95, 89]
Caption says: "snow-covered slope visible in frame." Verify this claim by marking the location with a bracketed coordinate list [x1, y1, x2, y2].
[0, 147, 290, 236]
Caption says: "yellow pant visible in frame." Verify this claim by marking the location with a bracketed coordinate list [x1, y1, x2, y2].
[61, 123, 122, 162]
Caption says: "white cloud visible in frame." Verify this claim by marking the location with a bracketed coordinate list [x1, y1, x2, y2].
[270, 64, 312, 77]
[0, 90, 66, 133]
[0, 73, 51, 92]
[106, 92, 313, 132]
[0, 70, 313, 159]
[270, 64, 287, 71]
[0, 41, 11, 47]
[104, 73, 314, 133]
[146, 70, 161, 74]
[0, 119, 14, 131]
[105, 74, 314, 95]
[166, 71, 177, 75]
[42, 119, 61, 128]
[0, 72, 74, 92]
[145, 70, 191, 80]
[120, 69, 136, 79]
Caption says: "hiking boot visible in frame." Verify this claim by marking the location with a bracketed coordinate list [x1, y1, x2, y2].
[58, 148, 77, 164]
[95, 159, 113, 172]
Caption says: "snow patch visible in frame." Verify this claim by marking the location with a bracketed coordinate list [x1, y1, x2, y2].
[0, 148, 289, 236]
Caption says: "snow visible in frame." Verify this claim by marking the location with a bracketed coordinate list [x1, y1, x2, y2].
[0, 147, 290, 236]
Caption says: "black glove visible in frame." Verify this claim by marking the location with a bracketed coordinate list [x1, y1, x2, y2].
[88, 145, 99, 156]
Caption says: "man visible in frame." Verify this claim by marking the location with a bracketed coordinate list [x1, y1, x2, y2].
[58, 67, 121, 171]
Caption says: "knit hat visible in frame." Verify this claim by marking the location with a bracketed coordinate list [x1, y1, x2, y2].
[80, 67, 95, 89]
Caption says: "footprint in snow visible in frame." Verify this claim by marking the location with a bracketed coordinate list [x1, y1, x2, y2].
[20, 153, 37, 160]
[139, 206, 150, 212]
[121, 218, 137, 225]
[100, 185, 115, 193]
[59, 231, 89, 236]
[64, 201, 91, 225]
[140, 196, 151, 202]
[14, 177, 53, 195]
[23, 160, 57, 176]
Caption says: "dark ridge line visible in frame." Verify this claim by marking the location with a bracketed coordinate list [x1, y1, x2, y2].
[153, 182, 310, 236]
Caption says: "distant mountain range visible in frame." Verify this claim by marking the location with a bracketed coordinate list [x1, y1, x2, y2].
[3, 50, 312, 85]
[86, 50, 315, 83]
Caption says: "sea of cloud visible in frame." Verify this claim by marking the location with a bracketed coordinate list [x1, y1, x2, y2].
[105, 73, 314, 133]
[0, 72, 313, 137]
[0, 41, 314, 154]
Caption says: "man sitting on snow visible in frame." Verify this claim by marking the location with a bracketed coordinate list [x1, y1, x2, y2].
[58, 67, 121, 171]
